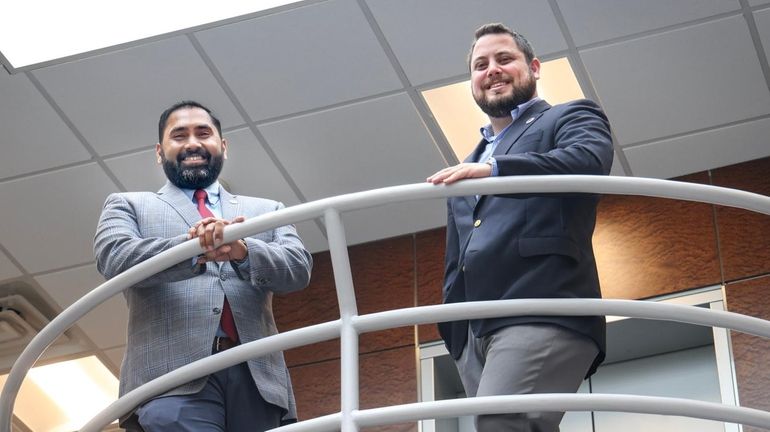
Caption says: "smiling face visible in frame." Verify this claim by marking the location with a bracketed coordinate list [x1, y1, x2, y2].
[156, 106, 227, 189]
[470, 33, 540, 118]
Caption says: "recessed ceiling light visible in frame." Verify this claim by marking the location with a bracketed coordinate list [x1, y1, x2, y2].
[0, 355, 118, 431]
[0, 0, 305, 70]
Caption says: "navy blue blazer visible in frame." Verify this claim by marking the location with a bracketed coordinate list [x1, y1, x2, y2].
[438, 98, 614, 376]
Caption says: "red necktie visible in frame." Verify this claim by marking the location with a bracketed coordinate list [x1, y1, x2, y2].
[194, 189, 239, 342]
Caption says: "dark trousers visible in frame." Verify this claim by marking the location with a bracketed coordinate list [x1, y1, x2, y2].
[137, 362, 283, 432]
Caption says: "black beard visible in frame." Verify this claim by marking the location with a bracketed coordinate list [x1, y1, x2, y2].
[161, 150, 224, 190]
[474, 74, 537, 118]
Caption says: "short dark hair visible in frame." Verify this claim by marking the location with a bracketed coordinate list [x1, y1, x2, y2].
[468, 23, 536, 68]
[158, 100, 222, 142]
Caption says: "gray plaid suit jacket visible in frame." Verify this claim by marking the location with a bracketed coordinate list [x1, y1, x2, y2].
[94, 181, 312, 427]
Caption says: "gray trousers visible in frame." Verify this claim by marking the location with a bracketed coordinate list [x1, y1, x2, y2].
[456, 323, 599, 432]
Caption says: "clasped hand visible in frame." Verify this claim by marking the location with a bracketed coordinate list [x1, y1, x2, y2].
[188, 216, 247, 263]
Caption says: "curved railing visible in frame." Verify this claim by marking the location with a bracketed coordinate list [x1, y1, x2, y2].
[2, 175, 770, 432]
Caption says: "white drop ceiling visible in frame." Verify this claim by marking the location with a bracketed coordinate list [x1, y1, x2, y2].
[0, 0, 769, 380]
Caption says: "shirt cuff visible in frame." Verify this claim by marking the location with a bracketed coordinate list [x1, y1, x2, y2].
[486, 157, 499, 176]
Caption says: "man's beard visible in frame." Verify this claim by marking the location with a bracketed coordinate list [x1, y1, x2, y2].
[474, 72, 537, 118]
[161, 149, 224, 190]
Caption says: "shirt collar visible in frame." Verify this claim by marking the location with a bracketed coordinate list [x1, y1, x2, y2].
[181, 181, 221, 205]
[480, 97, 541, 142]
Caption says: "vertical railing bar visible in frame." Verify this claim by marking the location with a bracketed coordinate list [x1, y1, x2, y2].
[324, 208, 360, 432]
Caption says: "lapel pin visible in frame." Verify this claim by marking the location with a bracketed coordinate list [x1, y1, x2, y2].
[525, 117, 535, 124]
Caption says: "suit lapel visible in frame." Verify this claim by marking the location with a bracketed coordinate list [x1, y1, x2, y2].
[219, 187, 242, 221]
[156, 182, 201, 227]
[494, 99, 551, 156]
[474, 100, 551, 210]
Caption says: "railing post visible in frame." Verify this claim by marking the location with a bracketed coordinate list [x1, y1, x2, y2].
[324, 208, 360, 432]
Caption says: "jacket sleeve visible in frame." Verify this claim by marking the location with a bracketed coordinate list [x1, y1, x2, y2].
[495, 99, 614, 177]
[94, 193, 198, 286]
[235, 201, 313, 294]
[442, 200, 460, 300]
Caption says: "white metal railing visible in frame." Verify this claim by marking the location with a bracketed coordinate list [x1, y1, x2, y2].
[1, 175, 770, 432]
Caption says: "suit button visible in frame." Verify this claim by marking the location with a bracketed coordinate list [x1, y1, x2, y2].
[220, 274, 227, 281]
[212, 307, 221, 314]
[474, 219, 481, 227]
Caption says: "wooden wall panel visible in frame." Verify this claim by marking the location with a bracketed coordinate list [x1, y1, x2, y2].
[360, 346, 418, 432]
[712, 157, 770, 282]
[289, 346, 418, 431]
[275, 236, 416, 367]
[416, 228, 445, 344]
[350, 236, 416, 355]
[290, 356, 340, 420]
[275, 251, 340, 366]
[593, 172, 721, 299]
[725, 275, 770, 432]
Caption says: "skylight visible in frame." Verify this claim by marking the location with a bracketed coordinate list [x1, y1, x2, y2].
[0, 0, 305, 70]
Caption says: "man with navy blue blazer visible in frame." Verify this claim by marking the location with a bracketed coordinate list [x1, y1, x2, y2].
[428, 24, 613, 431]
[94, 101, 312, 431]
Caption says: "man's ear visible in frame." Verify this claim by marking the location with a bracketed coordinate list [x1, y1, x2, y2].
[155, 143, 162, 164]
[222, 138, 228, 160]
[530, 57, 541, 80]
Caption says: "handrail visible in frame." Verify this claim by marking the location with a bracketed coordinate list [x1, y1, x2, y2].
[1, 175, 769, 432]
[80, 299, 770, 431]
[273, 394, 770, 431]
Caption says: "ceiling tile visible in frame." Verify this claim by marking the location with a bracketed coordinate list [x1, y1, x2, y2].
[259, 93, 445, 199]
[609, 158, 628, 177]
[220, 129, 302, 205]
[750, 0, 770, 6]
[218, 128, 328, 253]
[338, 199, 447, 247]
[31, 36, 242, 156]
[582, 15, 770, 145]
[259, 92, 446, 246]
[0, 252, 22, 282]
[557, 0, 739, 46]
[103, 134, 328, 253]
[0, 164, 119, 273]
[755, 8, 770, 59]
[104, 148, 167, 192]
[195, 0, 401, 121]
[625, 118, 770, 179]
[102, 346, 126, 371]
[0, 71, 90, 179]
[34, 264, 127, 350]
[366, 0, 566, 85]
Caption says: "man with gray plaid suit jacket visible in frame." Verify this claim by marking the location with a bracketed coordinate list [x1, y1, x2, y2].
[94, 101, 312, 431]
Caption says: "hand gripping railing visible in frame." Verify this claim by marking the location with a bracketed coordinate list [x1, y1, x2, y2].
[2, 175, 770, 432]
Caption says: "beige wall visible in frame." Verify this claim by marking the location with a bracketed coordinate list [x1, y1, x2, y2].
[274, 156, 770, 430]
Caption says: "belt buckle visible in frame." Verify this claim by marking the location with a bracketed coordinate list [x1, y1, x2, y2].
[215, 336, 224, 352]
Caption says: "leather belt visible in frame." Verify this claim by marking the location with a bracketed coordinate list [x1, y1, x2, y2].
[213, 336, 238, 353]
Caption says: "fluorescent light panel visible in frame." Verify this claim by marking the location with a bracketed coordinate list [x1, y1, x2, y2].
[0, 356, 118, 431]
[422, 57, 584, 161]
[0, 0, 305, 69]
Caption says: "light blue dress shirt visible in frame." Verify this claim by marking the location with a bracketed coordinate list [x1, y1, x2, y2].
[476, 97, 541, 176]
